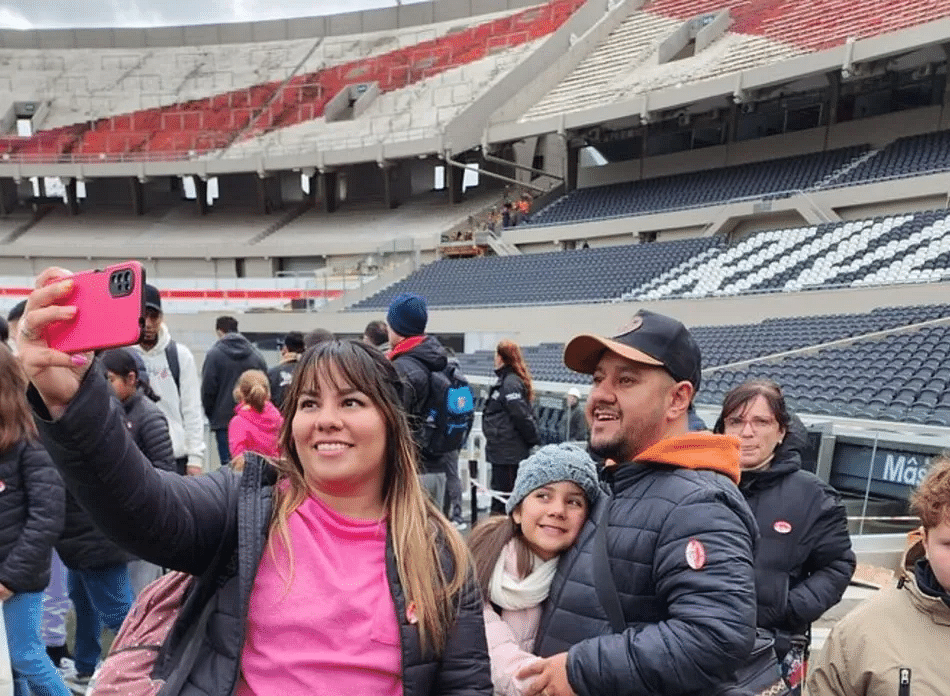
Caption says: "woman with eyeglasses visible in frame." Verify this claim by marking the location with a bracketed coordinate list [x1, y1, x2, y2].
[714, 379, 856, 695]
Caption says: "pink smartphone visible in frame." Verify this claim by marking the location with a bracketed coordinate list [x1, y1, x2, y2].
[44, 261, 146, 354]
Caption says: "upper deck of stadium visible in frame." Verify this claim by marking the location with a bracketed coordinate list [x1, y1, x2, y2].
[1, 0, 948, 178]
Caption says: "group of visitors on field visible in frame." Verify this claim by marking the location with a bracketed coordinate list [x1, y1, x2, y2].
[0, 269, 947, 696]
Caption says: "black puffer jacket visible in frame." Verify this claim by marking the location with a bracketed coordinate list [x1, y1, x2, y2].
[201, 333, 267, 430]
[738, 417, 855, 648]
[482, 367, 539, 468]
[534, 433, 758, 696]
[123, 390, 176, 474]
[32, 366, 492, 696]
[389, 335, 451, 474]
[0, 440, 65, 593]
[57, 390, 177, 570]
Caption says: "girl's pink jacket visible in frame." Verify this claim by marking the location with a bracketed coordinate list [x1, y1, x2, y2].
[228, 401, 283, 460]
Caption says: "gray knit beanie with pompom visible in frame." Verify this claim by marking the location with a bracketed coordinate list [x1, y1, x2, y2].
[506, 443, 600, 514]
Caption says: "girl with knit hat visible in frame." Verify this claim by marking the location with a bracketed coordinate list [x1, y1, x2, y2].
[228, 369, 283, 470]
[468, 444, 600, 696]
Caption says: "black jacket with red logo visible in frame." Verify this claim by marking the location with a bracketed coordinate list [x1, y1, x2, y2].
[738, 419, 855, 649]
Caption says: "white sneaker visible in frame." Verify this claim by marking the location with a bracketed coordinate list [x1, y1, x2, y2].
[57, 657, 77, 682]
[64, 671, 91, 695]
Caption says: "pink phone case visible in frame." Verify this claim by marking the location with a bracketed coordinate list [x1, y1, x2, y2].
[44, 261, 146, 354]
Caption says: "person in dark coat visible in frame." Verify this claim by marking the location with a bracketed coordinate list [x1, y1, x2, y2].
[0, 345, 69, 696]
[386, 294, 459, 512]
[19, 277, 492, 696]
[101, 347, 177, 594]
[561, 387, 586, 442]
[519, 310, 757, 696]
[715, 379, 855, 695]
[482, 340, 539, 513]
[201, 316, 267, 466]
[267, 331, 304, 410]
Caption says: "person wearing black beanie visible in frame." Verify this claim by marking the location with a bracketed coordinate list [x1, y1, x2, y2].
[385, 294, 464, 526]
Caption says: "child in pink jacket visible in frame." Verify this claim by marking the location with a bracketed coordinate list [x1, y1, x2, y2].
[228, 369, 283, 468]
[467, 444, 600, 696]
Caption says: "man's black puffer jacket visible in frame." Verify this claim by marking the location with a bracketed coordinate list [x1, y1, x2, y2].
[534, 436, 758, 696]
[31, 365, 492, 696]
[482, 367, 539, 469]
[738, 418, 855, 649]
[0, 440, 65, 593]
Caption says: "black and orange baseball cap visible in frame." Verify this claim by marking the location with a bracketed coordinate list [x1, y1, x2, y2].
[563, 309, 702, 390]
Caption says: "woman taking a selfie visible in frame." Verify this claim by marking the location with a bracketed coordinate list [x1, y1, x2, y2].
[17, 269, 492, 696]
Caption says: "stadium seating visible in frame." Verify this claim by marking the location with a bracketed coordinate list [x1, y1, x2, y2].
[523, 0, 950, 121]
[0, 0, 583, 162]
[692, 304, 950, 367]
[633, 209, 950, 299]
[527, 146, 868, 225]
[700, 322, 950, 426]
[522, 10, 681, 121]
[455, 305, 950, 425]
[642, 0, 950, 52]
[350, 210, 950, 310]
[350, 236, 724, 310]
[828, 130, 950, 188]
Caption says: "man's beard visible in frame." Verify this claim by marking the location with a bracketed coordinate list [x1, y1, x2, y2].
[588, 433, 630, 464]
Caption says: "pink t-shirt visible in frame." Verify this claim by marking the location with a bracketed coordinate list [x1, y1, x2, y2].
[236, 494, 402, 696]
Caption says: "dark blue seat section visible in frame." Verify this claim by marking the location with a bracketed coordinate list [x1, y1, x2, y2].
[698, 322, 950, 426]
[350, 237, 723, 310]
[829, 129, 950, 188]
[693, 303, 950, 367]
[526, 145, 868, 226]
[456, 305, 950, 426]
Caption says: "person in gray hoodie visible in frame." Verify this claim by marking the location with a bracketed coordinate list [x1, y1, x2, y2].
[201, 316, 266, 467]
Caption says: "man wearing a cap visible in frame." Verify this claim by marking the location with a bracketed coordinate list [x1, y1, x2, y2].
[520, 309, 758, 696]
[386, 293, 458, 514]
[132, 284, 206, 476]
[267, 330, 304, 410]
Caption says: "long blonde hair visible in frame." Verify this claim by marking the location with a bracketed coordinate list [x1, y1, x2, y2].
[272, 340, 470, 654]
[232, 369, 270, 413]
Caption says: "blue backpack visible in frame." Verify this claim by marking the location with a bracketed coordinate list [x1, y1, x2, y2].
[421, 362, 475, 456]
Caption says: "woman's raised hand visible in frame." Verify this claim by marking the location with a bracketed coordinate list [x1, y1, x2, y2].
[17, 267, 93, 419]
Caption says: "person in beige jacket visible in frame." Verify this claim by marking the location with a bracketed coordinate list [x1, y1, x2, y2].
[808, 456, 950, 696]
[467, 444, 600, 696]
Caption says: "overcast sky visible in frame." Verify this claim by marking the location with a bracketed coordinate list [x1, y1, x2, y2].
[0, 1, 425, 30]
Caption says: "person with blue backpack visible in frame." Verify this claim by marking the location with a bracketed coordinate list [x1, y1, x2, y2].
[386, 294, 474, 514]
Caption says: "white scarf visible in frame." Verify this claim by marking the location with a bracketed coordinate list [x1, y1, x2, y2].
[488, 540, 558, 611]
